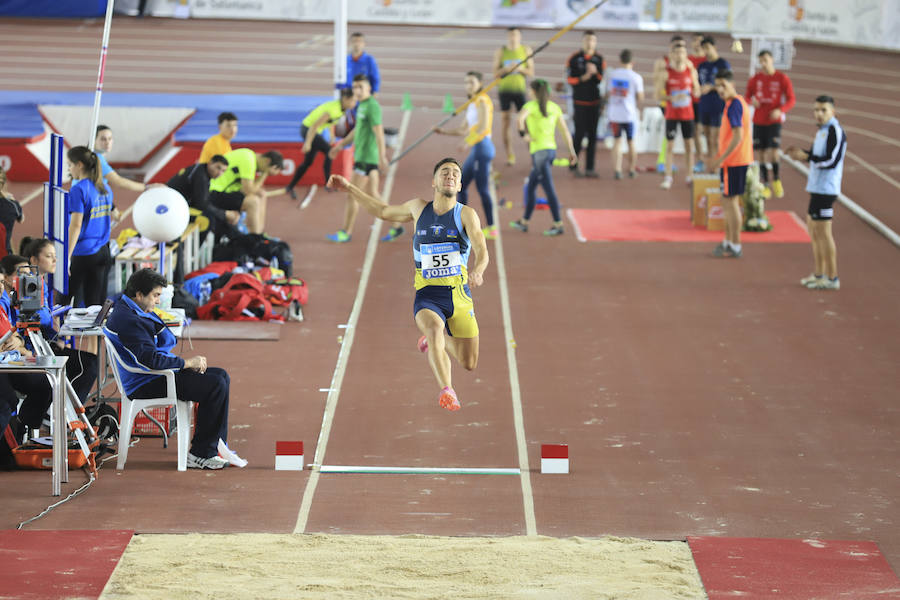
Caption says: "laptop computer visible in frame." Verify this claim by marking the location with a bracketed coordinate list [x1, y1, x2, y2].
[68, 298, 114, 331]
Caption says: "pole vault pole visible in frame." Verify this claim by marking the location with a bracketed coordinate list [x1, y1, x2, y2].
[391, 0, 609, 165]
[88, 0, 115, 150]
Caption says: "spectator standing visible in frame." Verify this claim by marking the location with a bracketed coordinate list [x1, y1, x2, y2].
[746, 50, 795, 199]
[0, 166, 23, 256]
[566, 30, 605, 178]
[605, 49, 644, 179]
[786, 96, 846, 290]
[707, 70, 753, 259]
[494, 27, 534, 166]
[697, 37, 731, 170]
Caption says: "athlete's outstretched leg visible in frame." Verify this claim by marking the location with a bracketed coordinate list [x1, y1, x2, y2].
[445, 335, 479, 371]
[415, 309, 459, 410]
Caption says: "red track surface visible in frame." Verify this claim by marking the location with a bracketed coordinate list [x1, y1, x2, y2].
[1, 17, 898, 581]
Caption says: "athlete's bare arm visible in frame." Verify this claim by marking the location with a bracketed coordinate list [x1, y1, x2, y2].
[653, 57, 667, 103]
[327, 174, 417, 222]
[460, 205, 488, 288]
[493, 48, 506, 79]
[329, 128, 356, 159]
[520, 45, 535, 77]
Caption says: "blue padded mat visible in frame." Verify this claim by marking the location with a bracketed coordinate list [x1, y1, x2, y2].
[176, 109, 314, 143]
[0, 91, 329, 111]
[0, 103, 44, 140]
[0, 91, 331, 143]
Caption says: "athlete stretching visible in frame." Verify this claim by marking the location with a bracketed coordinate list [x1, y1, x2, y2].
[327, 158, 489, 411]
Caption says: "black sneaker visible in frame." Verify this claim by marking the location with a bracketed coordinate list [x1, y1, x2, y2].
[510, 219, 528, 233]
[584, 170, 599, 179]
[285, 187, 297, 201]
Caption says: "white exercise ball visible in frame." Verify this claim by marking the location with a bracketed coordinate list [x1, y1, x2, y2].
[132, 187, 190, 242]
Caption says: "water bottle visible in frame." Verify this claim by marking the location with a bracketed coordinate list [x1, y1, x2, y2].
[159, 285, 174, 310]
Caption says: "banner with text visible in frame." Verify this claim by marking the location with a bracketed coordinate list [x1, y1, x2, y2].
[731, 0, 900, 51]
[151, 0, 493, 24]
[552, 0, 642, 30]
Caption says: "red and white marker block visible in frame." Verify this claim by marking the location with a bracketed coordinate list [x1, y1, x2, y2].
[275, 441, 304, 470]
[541, 444, 569, 474]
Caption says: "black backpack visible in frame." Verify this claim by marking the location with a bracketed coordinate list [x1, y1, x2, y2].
[212, 234, 293, 276]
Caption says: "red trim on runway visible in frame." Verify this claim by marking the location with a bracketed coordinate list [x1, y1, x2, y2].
[688, 536, 900, 599]
[0, 530, 133, 600]
[568, 209, 810, 243]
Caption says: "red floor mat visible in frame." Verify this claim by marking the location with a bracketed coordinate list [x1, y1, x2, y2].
[567, 209, 810, 243]
[0, 530, 133, 600]
[688, 536, 900, 599]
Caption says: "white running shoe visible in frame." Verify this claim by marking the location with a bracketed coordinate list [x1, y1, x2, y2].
[809, 277, 840, 290]
[187, 452, 229, 470]
[660, 176, 673, 190]
[800, 273, 822, 286]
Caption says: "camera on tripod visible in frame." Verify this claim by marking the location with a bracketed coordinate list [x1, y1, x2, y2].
[12, 265, 45, 326]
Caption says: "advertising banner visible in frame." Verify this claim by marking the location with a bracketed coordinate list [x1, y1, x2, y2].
[150, 0, 332, 20]
[349, 0, 492, 26]
[555, 0, 642, 30]
[657, 0, 730, 32]
[731, 0, 900, 51]
[491, 0, 556, 27]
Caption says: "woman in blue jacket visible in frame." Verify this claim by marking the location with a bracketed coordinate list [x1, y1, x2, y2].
[66, 146, 113, 308]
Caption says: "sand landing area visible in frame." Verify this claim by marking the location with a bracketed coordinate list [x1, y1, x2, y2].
[101, 533, 706, 599]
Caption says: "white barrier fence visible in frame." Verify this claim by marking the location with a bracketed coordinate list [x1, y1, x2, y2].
[129, 0, 899, 52]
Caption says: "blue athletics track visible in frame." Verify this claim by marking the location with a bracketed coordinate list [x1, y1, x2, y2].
[0, 15, 898, 599]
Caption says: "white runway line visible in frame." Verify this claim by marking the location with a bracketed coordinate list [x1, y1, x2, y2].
[19, 184, 47, 207]
[490, 176, 538, 537]
[566, 208, 588, 243]
[293, 109, 412, 534]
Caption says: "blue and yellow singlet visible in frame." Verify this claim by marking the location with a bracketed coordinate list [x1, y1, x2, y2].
[413, 202, 470, 290]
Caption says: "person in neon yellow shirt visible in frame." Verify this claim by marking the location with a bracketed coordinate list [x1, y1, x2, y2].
[434, 71, 497, 239]
[510, 80, 577, 237]
[285, 89, 357, 205]
[493, 27, 534, 166]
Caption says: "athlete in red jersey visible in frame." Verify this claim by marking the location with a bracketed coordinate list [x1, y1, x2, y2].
[746, 50, 796, 198]
[661, 42, 699, 190]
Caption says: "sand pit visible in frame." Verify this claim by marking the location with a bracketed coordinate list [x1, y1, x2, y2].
[101, 533, 706, 599]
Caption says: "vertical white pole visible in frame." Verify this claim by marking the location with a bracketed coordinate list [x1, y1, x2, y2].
[333, 0, 348, 99]
[88, 0, 115, 150]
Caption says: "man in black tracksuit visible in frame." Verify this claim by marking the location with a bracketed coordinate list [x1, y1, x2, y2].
[566, 30, 605, 178]
[167, 155, 237, 281]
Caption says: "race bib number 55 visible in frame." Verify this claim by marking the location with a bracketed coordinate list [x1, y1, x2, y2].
[421, 242, 461, 279]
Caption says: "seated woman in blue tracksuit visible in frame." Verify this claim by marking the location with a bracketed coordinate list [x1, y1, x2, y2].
[104, 268, 235, 469]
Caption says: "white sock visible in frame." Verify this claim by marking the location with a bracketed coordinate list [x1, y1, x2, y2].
[732, 243, 742, 252]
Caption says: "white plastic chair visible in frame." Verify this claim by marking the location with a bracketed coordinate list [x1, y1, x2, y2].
[102, 334, 193, 471]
